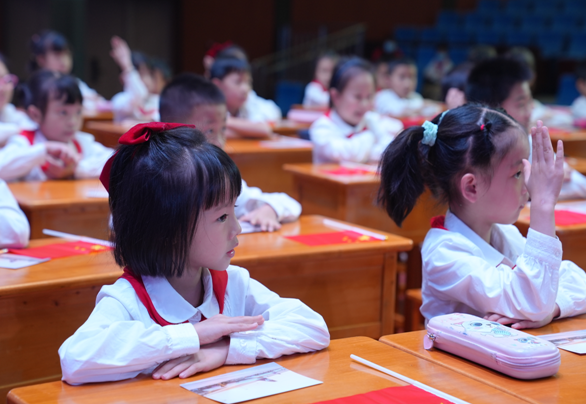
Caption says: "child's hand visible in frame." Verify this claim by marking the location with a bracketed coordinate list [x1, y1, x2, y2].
[152, 337, 230, 380]
[484, 304, 560, 329]
[45, 141, 80, 166]
[239, 204, 281, 232]
[44, 155, 77, 179]
[110, 36, 133, 74]
[193, 314, 264, 345]
[524, 121, 564, 237]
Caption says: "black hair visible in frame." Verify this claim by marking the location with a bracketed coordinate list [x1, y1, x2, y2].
[329, 56, 373, 92]
[216, 44, 248, 62]
[467, 45, 497, 65]
[466, 57, 532, 107]
[0, 52, 7, 67]
[131, 51, 152, 71]
[505, 47, 536, 74]
[160, 73, 226, 123]
[387, 57, 416, 76]
[24, 69, 82, 113]
[151, 57, 172, 82]
[109, 127, 242, 278]
[29, 30, 70, 73]
[316, 50, 339, 65]
[209, 57, 250, 81]
[378, 104, 525, 226]
[576, 61, 586, 82]
[441, 62, 474, 101]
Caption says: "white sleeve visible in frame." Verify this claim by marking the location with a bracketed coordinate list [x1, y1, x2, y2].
[364, 112, 403, 161]
[111, 70, 149, 122]
[59, 286, 200, 385]
[310, 120, 375, 163]
[559, 169, 586, 200]
[225, 272, 330, 365]
[235, 180, 301, 223]
[571, 96, 586, 119]
[0, 122, 19, 146]
[303, 83, 329, 108]
[0, 180, 29, 248]
[556, 260, 586, 318]
[0, 136, 47, 181]
[375, 92, 404, 116]
[74, 134, 115, 179]
[424, 228, 562, 321]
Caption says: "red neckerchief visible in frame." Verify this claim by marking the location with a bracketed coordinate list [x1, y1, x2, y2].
[311, 80, 327, 92]
[120, 267, 228, 326]
[21, 130, 82, 172]
[430, 215, 448, 230]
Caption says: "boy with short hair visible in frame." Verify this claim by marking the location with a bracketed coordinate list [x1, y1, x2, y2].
[374, 57, 424, 116]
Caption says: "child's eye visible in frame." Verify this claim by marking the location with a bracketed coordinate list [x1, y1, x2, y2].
[218, 214, 228, 223]
[514, 171, 522, 179]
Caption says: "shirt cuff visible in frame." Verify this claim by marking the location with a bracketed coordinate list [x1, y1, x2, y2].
[525, 228, 562, 267]
[556, 293, 574, 319]
[163, 323, 200, 356]
[225, 332, 257, 365]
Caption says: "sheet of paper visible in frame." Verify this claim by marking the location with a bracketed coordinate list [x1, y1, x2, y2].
[85, 189, 109, 198]
[239, 221, 263, 234]
[0, 253, 50, 269]
[539, 329, 586, 354]
[259, 138, 313, 149]
[180, 362, 321, 404]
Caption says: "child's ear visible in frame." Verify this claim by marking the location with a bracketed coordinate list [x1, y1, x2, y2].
[27, 105, 42, 124]
[329, 88, 339, 105]
[460, 173, 479, 204]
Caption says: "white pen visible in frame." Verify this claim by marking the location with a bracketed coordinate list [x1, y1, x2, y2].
[42, 229, 114, 248]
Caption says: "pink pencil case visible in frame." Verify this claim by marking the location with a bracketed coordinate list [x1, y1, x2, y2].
[424, 313, 561, 380]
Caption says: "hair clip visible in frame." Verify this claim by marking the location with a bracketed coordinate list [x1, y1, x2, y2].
[480, 124, 485, 130]
[421, 121, 438, 147]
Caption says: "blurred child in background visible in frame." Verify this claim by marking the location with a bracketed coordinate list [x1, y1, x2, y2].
[441, 62, 474, 110]
[303, 51, 338, 109]
[0, 179, 29, 248]
[571, 61, 586, 120]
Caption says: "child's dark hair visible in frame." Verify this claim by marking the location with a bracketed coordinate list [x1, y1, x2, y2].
[29, 30, 70, 73]
[316, 50, 339, 66]
[441, 62, 474, 101]
[387, 57, 416, 76]
[108, 127, 242, 277]
[0, 52, 7, 67]
[466, 57, 532, 107]
[160, 73, 226, 123]
[131, 51, 152, 71]
[378, 104, 525, 226]
[216, 44, 248, 62]
[24, 69, 82, 113]
[576, 61, 586, 82]
[329, 56, 373, 92]
[210, 57, 250, 81]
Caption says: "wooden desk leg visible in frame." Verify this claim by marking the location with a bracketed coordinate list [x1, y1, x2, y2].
[381, 252, 397, 336]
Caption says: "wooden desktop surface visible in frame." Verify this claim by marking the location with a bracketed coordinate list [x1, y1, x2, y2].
[379, 314, 586, 404]
[550, 128, 586, 157]
[7, 337, 528, 404]
[271, 119, 310, 137]
[7, 179, 110, 240]
[0, 216, 412, 398]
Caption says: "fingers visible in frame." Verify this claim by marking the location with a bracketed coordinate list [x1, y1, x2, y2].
[511, 320, 539, 330]
[522, 159, 531, 188]
[484, 313, 500, 321]
[555, 140, 565, 174]
[152, 356, 191, 380]
[540, 124, 555, 167]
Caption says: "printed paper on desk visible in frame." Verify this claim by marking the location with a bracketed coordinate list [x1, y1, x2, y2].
[86, 189, 109, 198]
[0, 253, 50, 269]
[539, 330, 586, 354]
[180, 362, 321, 404]
[239, 221, 263, 234]
[259, 138, 313, 149]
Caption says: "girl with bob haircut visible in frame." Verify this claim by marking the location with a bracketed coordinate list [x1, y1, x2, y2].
[58, 123, 329, 384]
[378, 104, 586, 328]
[309, 57, 403, 164]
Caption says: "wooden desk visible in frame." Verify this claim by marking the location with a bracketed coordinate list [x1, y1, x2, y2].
[271, 119, 310, 137]
[380, 314, 586, 404]
[7, 180, 110, 240]
[0, 216, 411, 397]
[516, 201, 586, 269]
[7, 337, 527, 404]
[84, 121, 130, 148]
[549, 128, 586, 158]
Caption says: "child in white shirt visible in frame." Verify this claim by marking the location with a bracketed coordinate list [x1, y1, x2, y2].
[58, 123, 329, 384]
[374, 57, 425, 117]
[379, 104, 586, 328]
[303, 52, 338, 108]
[159, 73, 301, 231]
[571, 61, 586, 119]
[0, 70, 113, 181]
[309, 57, 403, 164]
[0, 179, 29, 248]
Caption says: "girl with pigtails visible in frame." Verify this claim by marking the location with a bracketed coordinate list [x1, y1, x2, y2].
[378, 104, 586, 328]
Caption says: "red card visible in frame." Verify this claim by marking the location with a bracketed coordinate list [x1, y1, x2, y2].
[285, 231, 380, 246]
[554, 210, 586, 226]
[321, 167, 375, 176]
[312, 385, 454, 404]
[400, 116, 427, 128]
[9, 241, 112, 259]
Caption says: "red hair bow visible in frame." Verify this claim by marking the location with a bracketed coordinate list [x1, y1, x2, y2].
[205, 41, 233, 58]
[99, 122, 195, 192]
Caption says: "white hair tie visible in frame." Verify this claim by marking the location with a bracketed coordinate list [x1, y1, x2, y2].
[421, 121, 438, 146]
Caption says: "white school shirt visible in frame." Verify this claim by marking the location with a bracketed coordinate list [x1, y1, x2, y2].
[421, 210, 586, 323]
[303, 81, 329, 108]
[236, 179, 301, 223]
[58, 265, 330, 385]
[0, 104, 36, 145]
[111, 70, 160, 122]
[571, 95, 586, 119]
[237, 91, 282, 123]
[309, 109, 403, 164]
[0, 130, 114, 181]
[0, 179, 29, 248]
[374, 89, 424, 117]
[78, 79, 106, 113]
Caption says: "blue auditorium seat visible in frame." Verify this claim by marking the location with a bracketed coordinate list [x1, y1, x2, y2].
[275, 81, 304, 115]
[475, 31, 502, 46]
[556, 73, 580, 105]
[566, 33, 586, 59]
[448, 47, 469, 65]
[394, 26, 419, 44]
[476, 0, 502, 13]
[505, 31, 533, 46]
[535, 32, 566, 58]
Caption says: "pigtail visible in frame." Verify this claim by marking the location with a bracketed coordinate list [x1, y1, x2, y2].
[378, 126, 427, 227]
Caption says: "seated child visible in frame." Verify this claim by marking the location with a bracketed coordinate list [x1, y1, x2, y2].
[0, 70, 113, 181]
[29, 30, 106, 112]
[210, 58, 276, 139]
[303, 51, 338, 108]
[374, 57, 424, 117]
[110, 36, 162, 123]
[159, 73, 301, 231]
[440, 62, 474, 110]
[0, 179, 29, 248]
[571, 61, 586, 119]
[0, 53, 36, 146]
[374, 56, 391, 92]
[202, 42, 247, 79]
[379, 104, 586, 327]
[309, 57, 403, 164]
[58, 123, 329, 384]
[467, 56, 586, 200]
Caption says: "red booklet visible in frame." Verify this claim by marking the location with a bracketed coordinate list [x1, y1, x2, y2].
[321, 167, 375, 176]
[9, 241, 112, 259]
[312, 385, 454, 404]
[555, 210, 586, 226]
[285, 230, 381, 246]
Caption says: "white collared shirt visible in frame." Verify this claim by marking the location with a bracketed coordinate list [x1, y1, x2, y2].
[571, 95, 586, 119]
[374, 89, 423, 116]
[0, 104, 36, 146]
[0, 179, 29, 248]
[236, 91, 282, 123]
[236, 179, 301, 223]
[309, 110, 403, 164]
[421, 210, 586, 322]
[111, 70, 160, 122]
[0, 130, 114, 181]
[59, 265, 330, 385]
[303, 81, 329, 108]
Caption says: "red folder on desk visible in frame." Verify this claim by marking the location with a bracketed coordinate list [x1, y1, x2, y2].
[321, 167, 375, 176]
[554, 210, 586, 226]
[9, 241, 112, 259]
[285, 231, 380, 246]
[312, 385, 454, 404]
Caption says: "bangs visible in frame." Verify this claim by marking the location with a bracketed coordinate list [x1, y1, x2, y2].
[43, 33, 70, 53]
[49, 75, 83, 105]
